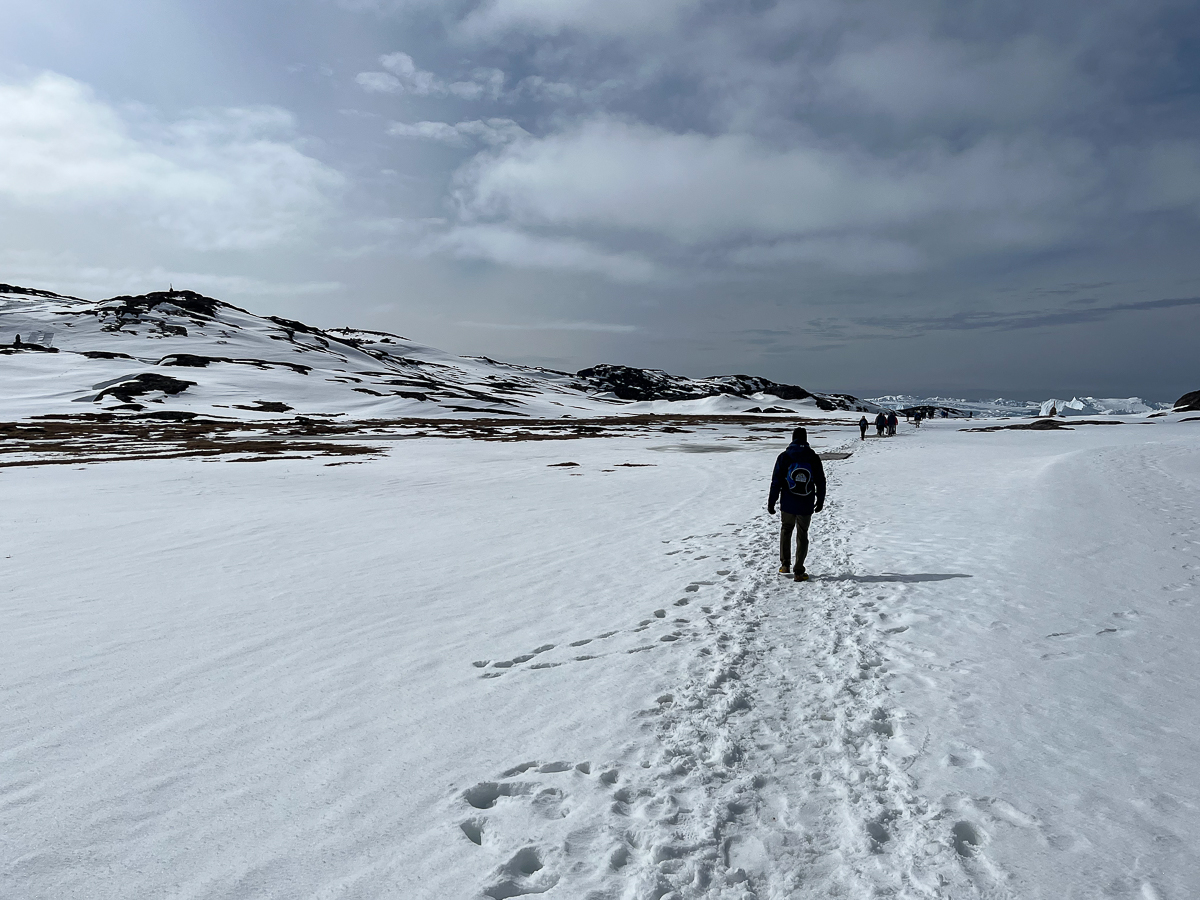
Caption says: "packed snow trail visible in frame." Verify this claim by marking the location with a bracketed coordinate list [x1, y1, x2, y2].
[458, 439, 1002, 900]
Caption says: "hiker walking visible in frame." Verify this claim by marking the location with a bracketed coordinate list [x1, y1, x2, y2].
[768, 426, 827, 582]
[887, 410, 898, 436]
[858, 415, 868, 440]
[874, 411, 887, 436]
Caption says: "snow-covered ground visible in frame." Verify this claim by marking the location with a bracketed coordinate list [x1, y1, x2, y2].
[3, 415, 1198, 898]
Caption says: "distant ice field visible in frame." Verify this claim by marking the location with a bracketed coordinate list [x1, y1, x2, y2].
[2, 419, 1197, 899]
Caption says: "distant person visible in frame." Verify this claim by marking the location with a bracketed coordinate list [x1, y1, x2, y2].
[914, 411, 922, 428]
[875, 412, 887, 436]
[768, 426, 827, 582]
[858, 415, 868, 440]
[13, 334, 21, 348]
[887, 410, 898, 436]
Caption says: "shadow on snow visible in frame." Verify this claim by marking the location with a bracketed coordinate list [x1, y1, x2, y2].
[818, 573, 972, 583]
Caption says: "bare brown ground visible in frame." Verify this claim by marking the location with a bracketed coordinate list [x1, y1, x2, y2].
[0, 413, 855, 468]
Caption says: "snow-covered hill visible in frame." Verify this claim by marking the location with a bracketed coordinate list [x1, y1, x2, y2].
[0, 284, 881, 421]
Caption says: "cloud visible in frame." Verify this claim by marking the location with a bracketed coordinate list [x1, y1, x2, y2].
[0, 72, 343, 250]
[355, 71, 404, 93]
[452, 116, 1098, 246]
[0, 251, 342, 301]
[810, 295, 1200, 341]
[450, 69, 506, 100]
[822, 34, 1088, 128]
[460, 0, 705, 38]
[1131, 141, 1200, 215]
[387, 118, 528, 146]
[357, 53, 505, 99]
[458, 319, 638, 333]
[516, 76, 578, 101]
[424, 224, 660, 282]
[379, 51, 443, 94]
[730, 236, 926, 274]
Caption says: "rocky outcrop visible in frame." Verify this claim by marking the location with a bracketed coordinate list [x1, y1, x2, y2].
[572, 363, 878, 411]
[1174, 390, 1200, 412]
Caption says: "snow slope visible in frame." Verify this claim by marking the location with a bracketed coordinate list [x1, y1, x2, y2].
[3, 417, 1198, 898]
[0, 285, 877, 422]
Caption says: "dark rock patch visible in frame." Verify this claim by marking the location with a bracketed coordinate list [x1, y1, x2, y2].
[157, 354, 311, 375]
[964, 418, 1124, 432]
[101, 289, 226, 320]
[80, 350, 134, 360]
[137, 410, 198, 421]
[1174, 390, 1200, 412]
[158, 354, 212, 367]
[0, 283, 81, 300]
[233, 401, 293, 414]
[0, 343, 58, 354]
[95, 373, 196, 403]
[964, 418, 1072, 432]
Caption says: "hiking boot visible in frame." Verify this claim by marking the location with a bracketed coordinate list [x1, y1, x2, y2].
[778, 565, 790, 575]
[794, 570, 809, 582]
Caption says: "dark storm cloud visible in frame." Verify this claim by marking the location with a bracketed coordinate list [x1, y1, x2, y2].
[805, 295, 1200, 343]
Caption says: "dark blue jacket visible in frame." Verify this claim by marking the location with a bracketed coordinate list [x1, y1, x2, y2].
[769, 442, 827, 516]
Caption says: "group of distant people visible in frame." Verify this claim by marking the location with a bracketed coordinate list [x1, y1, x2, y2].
[858, 410, 899, 439]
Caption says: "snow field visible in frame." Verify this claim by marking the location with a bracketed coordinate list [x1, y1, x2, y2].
[2, 419, 1197, 898]
[836, 421, 1200, 899]
[0, 427, 832, 898]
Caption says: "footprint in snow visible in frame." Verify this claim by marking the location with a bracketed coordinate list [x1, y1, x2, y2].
[464, 760, 615, 896]
[483, 847, 557, 899]
[951, 821, 983, 857]
[464, 781, 534, 810]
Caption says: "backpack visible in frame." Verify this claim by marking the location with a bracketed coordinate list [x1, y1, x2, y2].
[785, 458, 816, 496]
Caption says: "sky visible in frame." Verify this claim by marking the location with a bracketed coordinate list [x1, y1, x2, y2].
[1, 0, 1198, 399]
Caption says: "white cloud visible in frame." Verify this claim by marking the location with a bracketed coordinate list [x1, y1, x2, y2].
[452, 117, 1099, 246]
[0, 72, 343, 250]
[355, 71, 404, 93]
[379, 52, 443, 94]
[424, 225, 660, 282]
[387, 118, 528, 146]
[358, 54, 505, 99]
[449, 68, 506, 100]
[460, 0, 705, 38]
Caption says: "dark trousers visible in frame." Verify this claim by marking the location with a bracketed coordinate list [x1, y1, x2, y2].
[780, 511, 812, 571]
